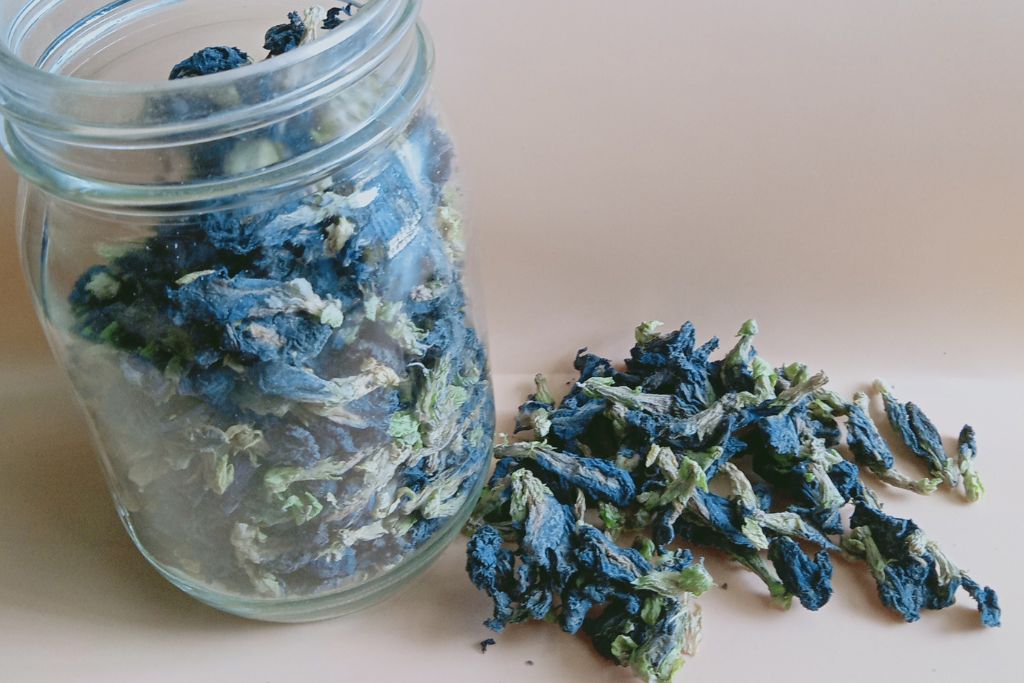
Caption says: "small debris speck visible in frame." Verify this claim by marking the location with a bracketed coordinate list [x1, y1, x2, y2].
[721, 582, 728, 590]
[480, 638, 496, 653]
[525, 660, 534, 666]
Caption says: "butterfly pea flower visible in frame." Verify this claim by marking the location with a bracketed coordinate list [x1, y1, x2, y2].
[695, 434, 747, 480]
[638, 446, 708, 535]
[957, 425, 985, 502]
[765, 371, 831, 412]
[169, 46, 252, 80]
[846, 392, 940, 494]
[633, 562, 714, 599]
[514, 374, 555, 437]
[914, 534, 1000, 626]
[549, 349, 614, 414]
[586, 597, 645, 663]
[406, 354, 472, 442]
[662, 390, 767, 447]
[804, 389, 845, 446]
[720, 319, 760, 392]
[751, 421, 845, 520]
[170, 273, 344, 337]
[469, 467, 715, 676]
[493, 441, 637, 507]
[767, 537, 833, 611]
[599, 503, 627, 540]
[361, 293, 428, 355]
[719, 462, 763, 509]
[389, 464, 480, 521]
[624, 598, 704, 683]
[178, 365, 239, 409]
[262, 444, 389, 495]
[623, 321, 719, 415]
[743, 502, 840, 552]
[961, 575, 1001, 628]
[582, 377, 681, 415]
[739, 375, 830, 461]
[574, 543, 709, 681]
[531, 373, 556, 405]
[464, 475, 516, 536]
[634, 320, 666, 346]
[673, 488, 760, 553]
[604, 402, 631, 444]
[466, 525, 518, 630]
[800, 435, 848, 512]
[323, 4, 356, 30]
[842, 524, 927, 622]
[750, 356, 778, 402]
[509, 470, 577, 617]
[469, 470, 583, 628]
[547, 400, 609, 451]
[845, 504, 1000, 626]
[562, 524, 657, 633]
[875, 381, 959, 488]
[295, 6, 331, 44]
[718, 463, 836, 551]
[468, 318, 1000, 680]
[224, 189, 353, 256]
[83, 269, 122, 300]
[246, 358, 400, 429]
[730, 548, 792, 608]
[264, 11, 306, 56]
[779, 362, 810, 388]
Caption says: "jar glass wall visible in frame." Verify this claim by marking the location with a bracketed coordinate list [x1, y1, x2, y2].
[1, 0, 494, 621]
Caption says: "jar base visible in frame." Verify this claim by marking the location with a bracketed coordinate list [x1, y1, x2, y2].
[120, 474, 484, 623]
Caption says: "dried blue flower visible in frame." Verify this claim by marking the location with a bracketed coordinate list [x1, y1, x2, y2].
[675, 488, 757, 551]
[621, 598, 702, 683]
[844, 504, 999, 627]
[264, 11, 306, 56]
[846, 392, 940, 495]
[494, 441, 636, 507]
[467, 319, 1000, 681]
[466, 525, 517, 631]
[876, 381, 959, 488]
[767, 537, 833, 611]
[168, 46, 252, 80]
[513, 374, 555, 437]
[323, 4, 355, 29]
[719, 319, 760, 393]
[957, 425, 985, 502]
[961, 575, 1001, 628]
[562, 524, 655, 633]
[620, 321, 719, 414]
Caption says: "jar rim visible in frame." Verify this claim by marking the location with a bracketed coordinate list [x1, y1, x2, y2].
[0, 0, 419, 136]
[0, 0, 436, 209]
[0, 1, 383, 93]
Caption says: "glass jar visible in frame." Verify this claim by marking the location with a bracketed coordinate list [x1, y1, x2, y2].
[0, 0, 494, 621]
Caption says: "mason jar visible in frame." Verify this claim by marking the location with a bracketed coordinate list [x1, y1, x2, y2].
[0, 0, 494, 621]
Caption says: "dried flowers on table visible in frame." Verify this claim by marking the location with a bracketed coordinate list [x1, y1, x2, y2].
[467, 320, 999, 683]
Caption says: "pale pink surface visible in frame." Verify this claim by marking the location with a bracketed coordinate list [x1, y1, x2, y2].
[0, 368, 1019, 681]
[0, 1, 1021, 681]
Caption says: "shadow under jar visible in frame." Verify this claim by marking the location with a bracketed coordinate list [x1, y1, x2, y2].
[0, 0, 494, 622]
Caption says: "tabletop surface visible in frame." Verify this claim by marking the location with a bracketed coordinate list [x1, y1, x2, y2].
[0, 365, 1019, 682]
[1, 2, 1022, 682]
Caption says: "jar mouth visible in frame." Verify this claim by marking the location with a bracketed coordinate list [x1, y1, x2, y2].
[0, 0, 420, 137]
[0, 0, 436, 209]
[0, 2, 376, 91]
